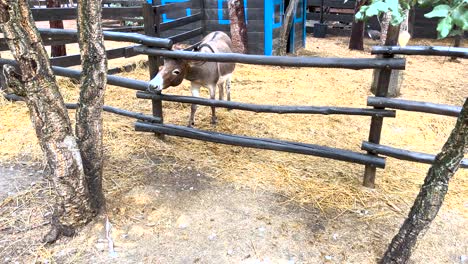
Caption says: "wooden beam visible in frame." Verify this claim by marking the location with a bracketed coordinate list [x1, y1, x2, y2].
[137, 92, 397, 117]
[134, 46, 407, 70]
[372, 46, 468, 59]
[135, 122, 386, 168]
[362, 142, 468, 169]
[367, 97, 462, 117]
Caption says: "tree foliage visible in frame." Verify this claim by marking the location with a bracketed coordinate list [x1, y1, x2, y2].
[355, 0, 468, 38]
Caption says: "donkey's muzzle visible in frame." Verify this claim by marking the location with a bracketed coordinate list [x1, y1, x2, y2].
[148, 75, 164, 93]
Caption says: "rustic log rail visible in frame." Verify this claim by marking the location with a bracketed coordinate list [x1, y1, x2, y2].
[0, 58, 147, 91]
[367, 97, 462, 117]
[362, 142, 468, 169]
[37, 28, 173, 49]
[135, 122, 386, 168]
[372, 46, 468, 59]
[3, 94, 160, 123]
[134, 46, 406, 69]
[136, 92, 397, 117]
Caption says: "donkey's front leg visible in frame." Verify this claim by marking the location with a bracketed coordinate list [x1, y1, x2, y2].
[208, 84, 217, 125]
[189, 83, 201, 127]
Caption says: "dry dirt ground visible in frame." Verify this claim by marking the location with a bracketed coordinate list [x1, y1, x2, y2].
[0, 34, 467, 263]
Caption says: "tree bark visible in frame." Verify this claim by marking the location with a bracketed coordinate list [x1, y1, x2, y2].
[278, 0, 299, 55]
[349, 0, 366, 50]
[47, 0, 66, 57]
[228, 0, 248, 54]
[381, 98, 468, 264]
[0, 0, 93, 242]
[76, 0, 108, 212]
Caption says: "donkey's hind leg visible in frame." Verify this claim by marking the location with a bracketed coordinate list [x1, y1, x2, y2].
[188, 83, 201, 127]
[226, 76, 232, 111]
[218, 82, 224, 101]
[209, 84, 217, 125]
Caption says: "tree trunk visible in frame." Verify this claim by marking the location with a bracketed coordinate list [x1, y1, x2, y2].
[278, 0, 299, 55]
[47, 0, 66, 57]
[228, 0, 248, 54]
[381, 98, 468, 264]
[76, 0, 108, 212]
[380, 12, 391, 45]
[0, 0, 93, 242]
[349, 0, 366, 50]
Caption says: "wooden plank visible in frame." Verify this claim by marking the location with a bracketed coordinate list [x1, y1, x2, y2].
[30, 7, 142, 21]
[307, 0, 356, 9]
[367, 97, 462, 117]
[49, 46, 139, 67]
[0, 58, 148, 91]
[137, 92, 397, 117]
[362, 142, 468, 169]
[204, 8, 264, 20]
[159, 13, 202, 31]
[203, 0, 264, 8]
[135, 122, 386, 168]
[156, 1, 192, 14]
[307, 13, 354, 23]
[372, 46, 468, 59]
[37, 28, 173, 48]
[134, 46, 407, 70]
[168, 27, 203, 43]
[143, 2, 164, 139]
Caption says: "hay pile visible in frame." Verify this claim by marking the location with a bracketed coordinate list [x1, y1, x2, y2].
[0, 36, 467, 225]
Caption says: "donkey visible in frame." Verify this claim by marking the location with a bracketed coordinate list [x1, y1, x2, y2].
[147, 31, 236, 127]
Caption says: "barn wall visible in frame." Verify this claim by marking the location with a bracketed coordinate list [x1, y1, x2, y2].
[203, 0, 265, 54]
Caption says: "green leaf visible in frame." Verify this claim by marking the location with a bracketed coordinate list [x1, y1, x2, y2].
[437, 16, 453, 38]
[451, 4, 468, 30]
[365, 1, 388, 17]
[425, 4, 451, 18]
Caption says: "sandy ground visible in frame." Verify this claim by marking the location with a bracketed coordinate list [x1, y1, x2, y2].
[0, 35, 467, 263]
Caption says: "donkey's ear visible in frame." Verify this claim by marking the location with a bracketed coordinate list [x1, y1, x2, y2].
[187, 60, 205, 67]
[172, 43, 191, 51]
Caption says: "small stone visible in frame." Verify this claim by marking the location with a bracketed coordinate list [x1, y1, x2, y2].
[460, 255, 468, 263]
[196, 173, 201, 177]
[227, 249, 234, 256]
[95, 241, 107, 252]
[189, 187, 194, 190]
[324, 255, 332, 261]
[176, 215, 190, 229]
[208, 233, 217, 241]
[258, 227, 266, 232]
[332, 233, 338, 240]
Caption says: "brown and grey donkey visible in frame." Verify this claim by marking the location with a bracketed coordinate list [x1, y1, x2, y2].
[147, 31, 236, 127]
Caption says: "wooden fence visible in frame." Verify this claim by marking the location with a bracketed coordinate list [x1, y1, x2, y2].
[1, 29, 467, 188]
[134, 43, 466, 188]
[0, 1, 202, 74]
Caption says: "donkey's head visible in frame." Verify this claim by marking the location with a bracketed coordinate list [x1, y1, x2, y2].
[147, 43, 190, 93]
[147, 58, 187, 92]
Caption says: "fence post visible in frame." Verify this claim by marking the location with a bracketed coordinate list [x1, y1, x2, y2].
[363, 25, 400, 188]
[143, 2, 164, 139]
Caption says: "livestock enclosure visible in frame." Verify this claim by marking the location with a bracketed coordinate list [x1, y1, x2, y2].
[2, 28, 466, 188]
[1, 23, 467, 262]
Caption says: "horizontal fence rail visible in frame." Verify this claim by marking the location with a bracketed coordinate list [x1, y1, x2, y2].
[372, 46, 468, 59]
[367, 97, 462, 117]
[37, 28, 173, 49]
[3, 94, 161, 123]
[137, 92, 397, 117]
[134, 46, 406, 70]
[362, 142, 468, 169]
[0, 58, 148, 91]
[135, 122, 386, 168]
